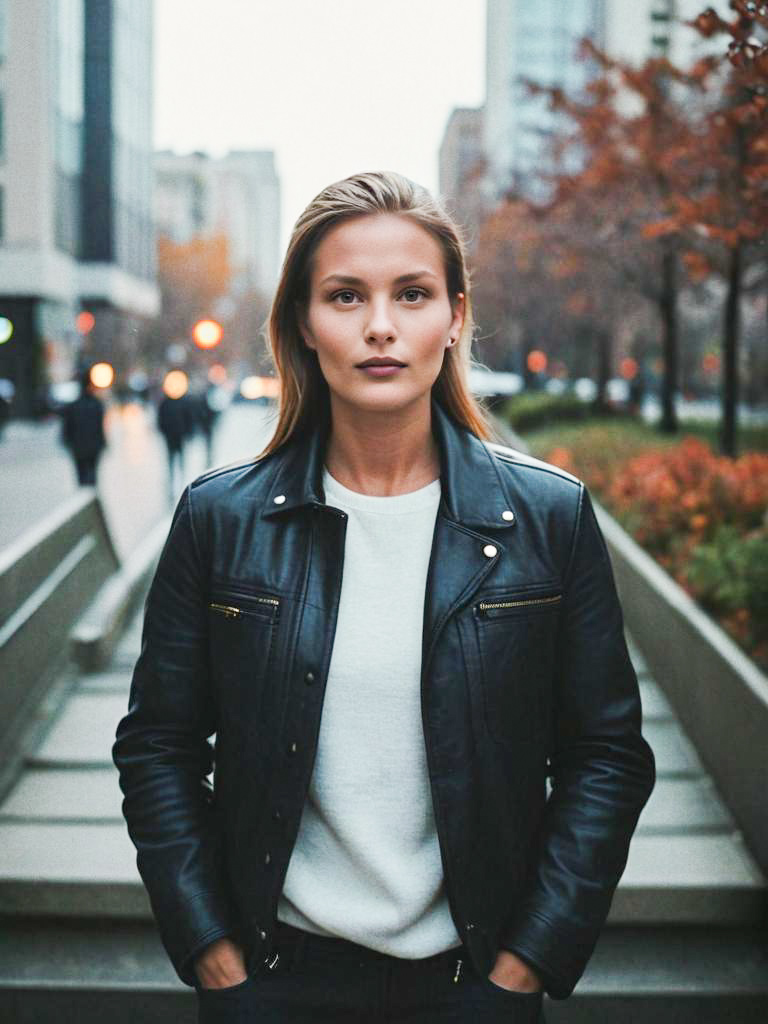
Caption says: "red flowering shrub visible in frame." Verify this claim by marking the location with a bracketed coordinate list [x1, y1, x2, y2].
[544, 436, 768, 673]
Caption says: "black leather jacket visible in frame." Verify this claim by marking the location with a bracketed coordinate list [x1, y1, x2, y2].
[113, 401, 655, 1000]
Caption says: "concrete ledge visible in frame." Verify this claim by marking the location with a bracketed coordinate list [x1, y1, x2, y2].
[597, 503, 768, 882]
[0, 493, 120, 797]
[491, 416, 768, 884]
[70, 514, 170, 672]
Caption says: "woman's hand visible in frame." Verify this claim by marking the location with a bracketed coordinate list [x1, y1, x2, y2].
[194, 937, 248, 990]
[487, 949, 543, 993]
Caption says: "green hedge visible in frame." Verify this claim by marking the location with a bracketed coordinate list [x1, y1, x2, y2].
[499, 392, 601, 433]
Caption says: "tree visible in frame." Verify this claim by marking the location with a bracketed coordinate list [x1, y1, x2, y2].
[669, 2, 768, 454]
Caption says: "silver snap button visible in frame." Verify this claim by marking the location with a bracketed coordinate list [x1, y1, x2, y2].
[501, 510, 515, 522]
[483, 544, 497, 558]
[273, 494, 286, 505]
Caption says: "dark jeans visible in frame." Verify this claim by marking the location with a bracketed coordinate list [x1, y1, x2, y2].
[196, 921, 547, 1023]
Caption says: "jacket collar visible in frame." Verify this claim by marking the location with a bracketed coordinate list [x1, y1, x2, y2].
[262, 399, 516, 532]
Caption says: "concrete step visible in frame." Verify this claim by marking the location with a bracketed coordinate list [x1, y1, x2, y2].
[0, 625, 763, 928]
[0, 805, 763, 925]
[0, 767, 123, 822]
[0, 920, 765, 1024]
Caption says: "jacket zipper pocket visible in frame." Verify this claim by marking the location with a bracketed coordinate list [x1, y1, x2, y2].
[209, 596, 280, 620]
[477, 594, 562, 617]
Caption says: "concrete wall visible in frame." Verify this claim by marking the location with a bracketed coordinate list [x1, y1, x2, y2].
[597, 503, 768, 879]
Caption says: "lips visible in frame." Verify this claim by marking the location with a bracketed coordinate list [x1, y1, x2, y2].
[355, 357, 407, 368]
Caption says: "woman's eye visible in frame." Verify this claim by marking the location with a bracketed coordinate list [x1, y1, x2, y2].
[401, 287, 428, 302]
[332, 290, 359, 304]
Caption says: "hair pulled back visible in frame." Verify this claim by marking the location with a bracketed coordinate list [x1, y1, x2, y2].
[262, 170, 490, 455]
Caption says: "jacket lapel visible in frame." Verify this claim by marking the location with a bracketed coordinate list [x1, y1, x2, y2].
[421, 513, 500, 675]
[420, 402, 517, 675]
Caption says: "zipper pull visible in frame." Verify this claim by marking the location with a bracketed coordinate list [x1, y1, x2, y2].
[453, 958, 463, 983]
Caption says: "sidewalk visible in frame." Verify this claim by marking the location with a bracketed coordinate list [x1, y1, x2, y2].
[0, 610, 766, 1021]
[0, 401, 277, 561]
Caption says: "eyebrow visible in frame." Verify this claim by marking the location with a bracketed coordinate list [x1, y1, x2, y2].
[318, 271, 440, 287]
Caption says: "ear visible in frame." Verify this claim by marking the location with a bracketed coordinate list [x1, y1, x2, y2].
[450, 291, 466, 339]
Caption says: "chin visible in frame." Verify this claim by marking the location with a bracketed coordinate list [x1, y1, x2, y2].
[334, 384, 431, 417]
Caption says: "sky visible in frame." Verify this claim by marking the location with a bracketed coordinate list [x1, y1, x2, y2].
[153, 0, 487, 253]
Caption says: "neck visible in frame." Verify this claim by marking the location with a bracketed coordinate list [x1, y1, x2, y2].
[325, 395, 440, 497]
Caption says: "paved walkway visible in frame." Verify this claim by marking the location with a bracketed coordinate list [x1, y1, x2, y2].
[0, 401, 278, 561]
[0, 604, 763, 931]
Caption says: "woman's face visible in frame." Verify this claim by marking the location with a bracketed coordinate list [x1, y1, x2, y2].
[303, 213, 464, 418]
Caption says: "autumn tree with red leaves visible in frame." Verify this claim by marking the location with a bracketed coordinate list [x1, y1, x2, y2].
[473, 2, 768, 454]
[672, 1, 768, 453]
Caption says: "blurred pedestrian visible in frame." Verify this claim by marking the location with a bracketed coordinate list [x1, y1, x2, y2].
[157, 383, 194, 499]
[195, 388, 220, 467]
[115, 171, 655, 1022]
[0, 379, 13, 440]
[60, 369, 106, 486]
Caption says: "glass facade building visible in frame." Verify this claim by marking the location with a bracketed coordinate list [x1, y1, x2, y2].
[0, 0, 157, 416]
[54, 0, 84, 256]
[82, 0, 155, 282]
[484, 0, 606, 201]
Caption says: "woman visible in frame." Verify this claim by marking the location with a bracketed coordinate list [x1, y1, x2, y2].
[113, 171, 655, 1022]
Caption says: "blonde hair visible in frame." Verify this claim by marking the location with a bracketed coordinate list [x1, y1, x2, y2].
[262, 170, 491, 456]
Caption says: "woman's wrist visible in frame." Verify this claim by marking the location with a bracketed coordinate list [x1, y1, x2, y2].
[194, 936, 248, 989]
[488, 949, 543, 992]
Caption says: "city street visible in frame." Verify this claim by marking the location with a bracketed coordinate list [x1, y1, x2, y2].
[0, 401, 278, 561]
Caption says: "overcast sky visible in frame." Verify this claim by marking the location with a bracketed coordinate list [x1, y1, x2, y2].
[153, 0, 487, 252]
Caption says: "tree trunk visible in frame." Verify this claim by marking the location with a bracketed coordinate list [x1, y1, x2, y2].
[720, 241, 742, 457]
[658, 246, 679, 433]
[592, 326, 612, 414]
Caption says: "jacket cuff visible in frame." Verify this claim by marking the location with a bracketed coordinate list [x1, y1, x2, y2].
[156, 888, 238, 988]
[499, 910, 580, 1000]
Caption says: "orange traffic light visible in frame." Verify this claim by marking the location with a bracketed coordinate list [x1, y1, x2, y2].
[192, 319, 223, 349]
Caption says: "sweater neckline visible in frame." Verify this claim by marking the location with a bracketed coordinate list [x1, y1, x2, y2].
[322, 468, 441, 515]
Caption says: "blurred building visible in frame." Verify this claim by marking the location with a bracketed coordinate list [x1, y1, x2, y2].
[482, 0, 607, 205]
[154, 149, 280, 295]
[605, 0, 733, 66]
[0, 0, 158, 417]
[438, 107, 485, 256]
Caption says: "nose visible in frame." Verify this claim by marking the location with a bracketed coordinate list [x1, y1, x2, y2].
[365, 297, 396, 345]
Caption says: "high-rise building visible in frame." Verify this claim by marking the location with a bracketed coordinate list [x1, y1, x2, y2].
[605, 0, 732, 67]
[154, 149, 281, 295]
[0, 0, 158, 416]
[438, 107, 485, 253]
[483, 0, 607, 203]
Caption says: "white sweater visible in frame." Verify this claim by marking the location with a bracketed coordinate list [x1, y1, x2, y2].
[276, 468, 461, 958]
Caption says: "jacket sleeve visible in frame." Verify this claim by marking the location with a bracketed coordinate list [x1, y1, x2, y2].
[499, 482, 656, 999]
[112, 484, 237, 986]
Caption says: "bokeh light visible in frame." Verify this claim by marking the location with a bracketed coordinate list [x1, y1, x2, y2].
[163, 369, 189, 399]
[192, 319, 223, 349]
[90, 362, 115, 389]
[527, 350, 547, 374]
[76, 311, 95, 335]
[620, 357, 638, 380]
